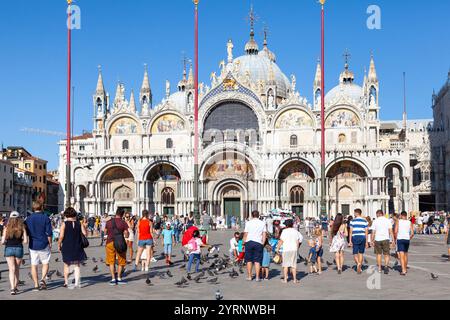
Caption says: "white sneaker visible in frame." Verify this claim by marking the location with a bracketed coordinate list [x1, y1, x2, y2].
[151, 257, 157, 263]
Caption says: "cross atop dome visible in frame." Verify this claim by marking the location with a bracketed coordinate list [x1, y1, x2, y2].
[340, 49, 355, 84]
[245, 5, 259, 55]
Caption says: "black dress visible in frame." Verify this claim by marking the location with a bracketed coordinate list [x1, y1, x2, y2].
[61, 220, 87, 264]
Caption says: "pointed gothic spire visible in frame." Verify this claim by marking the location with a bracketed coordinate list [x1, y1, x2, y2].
[368, 54, 378, 83]
[129, 90, 136, 112]
[114, 82, 125, 107]
[96, 65, 105, 95]
[140, 64, 152, 108]
[141, 64, 151, 94]
[187, 63, 194, 89]
[314, 59, 322, 87]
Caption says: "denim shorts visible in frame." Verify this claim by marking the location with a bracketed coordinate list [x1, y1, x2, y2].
[5, 246, 24, 259]
[164, 244, 172, 255]
[138, 239, 154, 248]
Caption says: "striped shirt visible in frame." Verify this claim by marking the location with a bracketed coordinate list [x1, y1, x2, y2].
[350, 217, 368, 237]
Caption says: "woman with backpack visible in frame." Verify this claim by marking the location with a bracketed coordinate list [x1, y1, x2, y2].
[58, 207, 88, 289]
[186, 230, 206, 273]
[2, 211, 28, 295]
[104, 209, 129, 286]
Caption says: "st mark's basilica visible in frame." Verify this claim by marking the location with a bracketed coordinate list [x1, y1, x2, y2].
[58, 25, 437, 219]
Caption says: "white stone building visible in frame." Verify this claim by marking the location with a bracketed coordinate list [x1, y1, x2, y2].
[58, 31, 434, 219]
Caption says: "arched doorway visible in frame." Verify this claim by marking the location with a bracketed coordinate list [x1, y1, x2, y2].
[99, 166, 135, 214]
[277, 160, 315, 216]
[290, 186, 305, 218]
[204, 152, 254, 219]
[161, 187, 175, 217]
[146, 163, 181, 214]
[385, 164, 404, 214]
[327, 160, 367, 216]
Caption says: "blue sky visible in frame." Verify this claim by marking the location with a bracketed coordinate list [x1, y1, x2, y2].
[0, 0, 449, 169]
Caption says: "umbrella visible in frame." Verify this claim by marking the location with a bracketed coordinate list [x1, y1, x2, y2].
[182, 226, 199, 246]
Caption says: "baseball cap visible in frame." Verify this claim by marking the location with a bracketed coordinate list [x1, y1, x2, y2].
[10, 211, 20, 218]
[108, 211, 115, 217]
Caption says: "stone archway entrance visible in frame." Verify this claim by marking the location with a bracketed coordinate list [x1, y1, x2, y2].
[221, 185, 242, 220]
[99, 166, 135, 214]
[327, 160, 368, 217]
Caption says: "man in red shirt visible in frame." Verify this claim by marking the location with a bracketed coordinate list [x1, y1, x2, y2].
[104, 209, 129, 286]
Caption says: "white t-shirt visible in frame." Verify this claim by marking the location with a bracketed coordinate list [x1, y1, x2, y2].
[280, 228, 304, 252]
[244, 219, 267, 244]
[371, 217, 392, 242]
[417, 216, 423, 225]
[229, 238, 238, 253]
[397, 220, 412, 240]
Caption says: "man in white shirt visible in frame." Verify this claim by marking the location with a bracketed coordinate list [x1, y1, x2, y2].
[229, 232, 240, 260]
[276, 219, 303, 284]
[243, 211, 267, 282]
[371, 210, 394, 274]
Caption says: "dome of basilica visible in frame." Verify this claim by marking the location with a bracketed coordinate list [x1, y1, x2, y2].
[233, 50, 292, 98]
[325, 82, 364, 104]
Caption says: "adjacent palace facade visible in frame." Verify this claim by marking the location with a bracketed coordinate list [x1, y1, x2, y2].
[59, 31, 439, 219]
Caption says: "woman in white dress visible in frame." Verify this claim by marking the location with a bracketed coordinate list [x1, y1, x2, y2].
[329, 214, 348, 274]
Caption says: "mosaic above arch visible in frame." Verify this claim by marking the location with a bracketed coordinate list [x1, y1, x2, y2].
[151, 114, 186, 134]
[109, 117, 139, 135]
[205, 158, 254, 180]
[279, 161, 315, 180]
[326, 109, 360, 128]
[275, 109, 314, 129]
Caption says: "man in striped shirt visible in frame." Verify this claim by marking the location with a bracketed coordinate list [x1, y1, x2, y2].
[349, 209, 369, 274]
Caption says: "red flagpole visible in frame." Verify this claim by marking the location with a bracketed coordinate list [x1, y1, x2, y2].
[193, 0, 200, 222]
[66, 0, 72, 208]
[320, 1, 327, 219]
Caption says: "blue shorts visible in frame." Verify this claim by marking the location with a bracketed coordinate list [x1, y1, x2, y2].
[397, 240, 410, 253]
[5, 246, 24, 259]
[164, 244, 172, 255]
[244, 241, 264, 264]
[352, 236, 366, 255]
[138, 239, 154, 248]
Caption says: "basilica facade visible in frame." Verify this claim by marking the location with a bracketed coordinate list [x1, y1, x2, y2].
[58, 30, 435, 219]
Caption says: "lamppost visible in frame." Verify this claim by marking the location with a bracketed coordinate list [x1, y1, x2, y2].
[192, 0, 201, 224]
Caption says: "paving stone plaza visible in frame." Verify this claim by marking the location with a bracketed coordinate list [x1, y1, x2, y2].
[0, 229, 448, 300]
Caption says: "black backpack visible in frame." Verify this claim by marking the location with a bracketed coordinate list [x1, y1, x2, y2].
[111, 219, 127, 253]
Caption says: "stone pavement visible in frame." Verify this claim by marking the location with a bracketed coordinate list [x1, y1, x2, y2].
[0, 229, 449, 300]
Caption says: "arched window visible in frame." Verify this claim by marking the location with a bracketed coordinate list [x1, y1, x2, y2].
[369, 86, 377, 105]
[122, 140, 129, 151]
[338, 134, 346, 144]
[290, 135, 298, 147]
[142, 95, 148, 105]
[96, 97, 102, 110]
[166, 138, 173, 149]
[290, 186, 304, 204]
[161, 187, 175, 205]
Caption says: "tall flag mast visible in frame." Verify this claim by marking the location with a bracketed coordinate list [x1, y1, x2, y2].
[193, 0, 200, 223]
[319, 0, 327, 219]
[66, 0, 73, 209]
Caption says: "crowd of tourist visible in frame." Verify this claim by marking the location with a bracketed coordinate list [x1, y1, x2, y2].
[1, 202, 449, 296]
